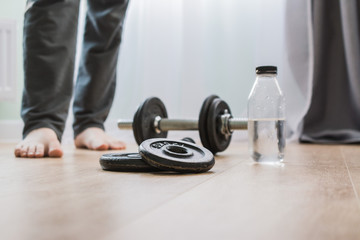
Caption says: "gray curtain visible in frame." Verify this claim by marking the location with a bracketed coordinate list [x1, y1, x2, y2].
[286, 0, 360, 143]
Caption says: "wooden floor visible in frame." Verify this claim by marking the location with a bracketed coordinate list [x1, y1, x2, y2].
[0, 140, 360, 240]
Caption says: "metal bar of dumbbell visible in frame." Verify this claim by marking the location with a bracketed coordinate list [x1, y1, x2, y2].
[155, 117, 198, 132]
[117, 116, 247, 133]
[117, 120, 133, 129]
[117, 118, 198, 132]
[229, 118, 248, 130]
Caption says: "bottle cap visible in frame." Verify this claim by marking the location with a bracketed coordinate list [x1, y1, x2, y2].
[256, 66, 277, 74]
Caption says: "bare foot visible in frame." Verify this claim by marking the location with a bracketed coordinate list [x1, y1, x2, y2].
[74, 127, 126, 151]
[14, 128, 63, 158]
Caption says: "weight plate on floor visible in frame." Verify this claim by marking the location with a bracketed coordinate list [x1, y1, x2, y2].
[198, 95, 219, 151]
[207, 98, 232, 154]
[132, 106, 143, 146]
[100, 153, 161, 172]
[132, 97, 168, 145]
[139, 138, 215, 173]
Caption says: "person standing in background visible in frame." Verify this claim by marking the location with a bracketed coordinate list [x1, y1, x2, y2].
[14, 0, 129, 158]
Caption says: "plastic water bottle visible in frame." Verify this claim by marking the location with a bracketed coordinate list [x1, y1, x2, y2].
[247, 66, 285, 162]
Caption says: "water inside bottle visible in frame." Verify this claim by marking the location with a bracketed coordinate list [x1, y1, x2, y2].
[248, 118, 285, 162]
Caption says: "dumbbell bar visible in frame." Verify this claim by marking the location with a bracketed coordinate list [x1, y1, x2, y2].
[118, 118, 198, 131]
[117, 117, 247, 134]
[117, 95, 247, 154]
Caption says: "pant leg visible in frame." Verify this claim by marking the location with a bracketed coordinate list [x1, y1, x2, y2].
[22, 0, 80, 141]
[72, 0, 129, 138]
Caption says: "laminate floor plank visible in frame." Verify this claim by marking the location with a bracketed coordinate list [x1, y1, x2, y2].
[340, 146, 360, 207]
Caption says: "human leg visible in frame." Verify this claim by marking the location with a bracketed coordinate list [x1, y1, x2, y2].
[73, 0, 129, 150]
[15, 0, 80, 157]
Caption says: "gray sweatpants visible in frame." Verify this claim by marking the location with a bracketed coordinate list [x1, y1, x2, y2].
[21, 0, 129, 141]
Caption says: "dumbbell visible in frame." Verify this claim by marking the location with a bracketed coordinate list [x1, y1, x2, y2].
[117, 95, 247, 154]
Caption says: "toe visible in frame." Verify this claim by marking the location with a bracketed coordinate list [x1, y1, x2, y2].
[27, 145, 36, 158]
[48, 141, 63, 158]
[48, 149, 63, 158]
[20, 145, 29, 158]
[14, 144, 22, 157]
[35, 144, 45, 158]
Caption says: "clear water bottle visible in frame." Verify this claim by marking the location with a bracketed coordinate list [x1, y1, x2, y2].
[247, 66, 285, 162]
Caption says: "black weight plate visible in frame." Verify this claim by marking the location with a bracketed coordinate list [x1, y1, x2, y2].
[198, 95, 219, 150]
[132, 106, 143, 146]
[133, 99, 151, 145]
[139, 138, 215, 173]
[132, 97, 168, 145]
[207, 98, 232, 154]
[100, 153, 161, 172]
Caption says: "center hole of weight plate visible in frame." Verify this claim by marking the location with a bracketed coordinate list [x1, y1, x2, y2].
[167, 145, 187, 154]
[163, 145, 194, 158]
